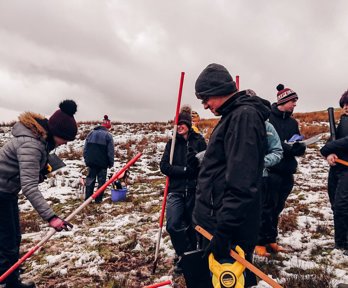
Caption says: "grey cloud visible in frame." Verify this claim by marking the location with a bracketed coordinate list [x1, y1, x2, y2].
[0, 0, 347, 123]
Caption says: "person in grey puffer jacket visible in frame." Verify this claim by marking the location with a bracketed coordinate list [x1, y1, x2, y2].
[0, 100, 78, 288]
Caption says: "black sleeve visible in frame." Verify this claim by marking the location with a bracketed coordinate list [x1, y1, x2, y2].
[320, 136, 348, 157]
[160, 141, 186, 177]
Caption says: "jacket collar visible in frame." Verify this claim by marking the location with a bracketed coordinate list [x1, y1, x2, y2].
[271, 103, 293, 119]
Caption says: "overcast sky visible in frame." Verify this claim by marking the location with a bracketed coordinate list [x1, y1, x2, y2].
[0, 0, 347, 123]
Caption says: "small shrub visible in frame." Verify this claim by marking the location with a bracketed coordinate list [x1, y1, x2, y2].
[279, 210, 298, 233]
[58, 145, 83, 160]
[282, 266, 334, 288]
[20, 214, 41, 233]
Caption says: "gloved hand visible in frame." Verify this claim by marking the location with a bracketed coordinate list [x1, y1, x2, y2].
[49, 216, 73, 232]
[39, 164, 51, 183]
[187, 147, 199, 169]
[204, 232, 230, 261]
[291, 142, 306, 156]
[288, 134, 304, 142]
[38, 173, 47, 183]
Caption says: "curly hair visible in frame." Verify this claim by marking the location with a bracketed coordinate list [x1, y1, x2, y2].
[339, 90, 348, 108]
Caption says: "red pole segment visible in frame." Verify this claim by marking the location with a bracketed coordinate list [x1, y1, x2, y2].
[158, 178, 169, 228]
[143, 280, 172, 288]
[90, 152, 142, 200]
[153, 72, 185, 272]
[0, 153, 142, 283]
[236, 75, 240, 90]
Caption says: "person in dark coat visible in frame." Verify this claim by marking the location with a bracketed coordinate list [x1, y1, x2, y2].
[192, 63, 269, 287]
[0, 100, 77, 288]
[83, 118, 114, 203]
[266, 84, 306, 253]
[160, 105, 207, 273]
[320, 90, 348, 253]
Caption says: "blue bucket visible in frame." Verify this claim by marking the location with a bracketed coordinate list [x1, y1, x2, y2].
[111, 188, 127, 202]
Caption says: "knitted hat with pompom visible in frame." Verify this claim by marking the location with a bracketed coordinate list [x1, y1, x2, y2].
[276, 84, 298, 105]
[48, 100, 78, 141]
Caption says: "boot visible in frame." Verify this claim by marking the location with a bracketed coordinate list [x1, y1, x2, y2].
[254, 245, 270, 257]
[268, 243, 287, 253]
[6, 279, 36, 288]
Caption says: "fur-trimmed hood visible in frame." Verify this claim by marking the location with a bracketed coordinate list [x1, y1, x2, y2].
[13, 112, 48, 140]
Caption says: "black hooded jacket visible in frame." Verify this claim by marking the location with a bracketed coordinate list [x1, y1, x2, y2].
[160, 130, 207, 193]
[193, 91, 269, 246]
[320, 114, 348, 165]
[268, 103, 302, 174]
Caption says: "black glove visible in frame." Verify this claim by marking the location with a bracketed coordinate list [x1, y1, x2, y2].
[291, 142, 306, 156]
[204, 232, 230, 261]
[187, 147, 199, 169]
[39, 173, 47, 183]
[39, 164, 50, 183]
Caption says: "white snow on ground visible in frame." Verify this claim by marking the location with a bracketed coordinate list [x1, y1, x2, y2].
[0, 122, 347, 287]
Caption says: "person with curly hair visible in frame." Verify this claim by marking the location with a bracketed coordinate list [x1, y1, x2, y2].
[0, 100, 78, 288]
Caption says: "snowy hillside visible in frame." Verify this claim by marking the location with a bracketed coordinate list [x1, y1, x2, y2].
[0, 118, 347, 288]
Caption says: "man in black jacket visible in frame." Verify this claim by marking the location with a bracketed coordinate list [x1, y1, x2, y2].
[266, 84, 306, 253]
[160, 106, 207, 273]
[320, 90, 348, 253]
[193, 63, 269, 287]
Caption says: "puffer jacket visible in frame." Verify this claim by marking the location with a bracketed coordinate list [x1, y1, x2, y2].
[193, 91, 269, 246]
[263, 121, 283, 176]
[160, 130, 207, 193]
[0, 112, 55, 221]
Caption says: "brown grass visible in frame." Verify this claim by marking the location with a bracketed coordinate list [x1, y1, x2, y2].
[279, 210, 298, 233]
[294, 108, 341, 124]
[0, 121, 16, 127]
[58, 145, 83, 160]
[282, 266, 334, 288]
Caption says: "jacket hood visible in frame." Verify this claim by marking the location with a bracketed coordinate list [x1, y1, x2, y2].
[94, 125, 108, 131]
[13, 112, 48, 140]
[218, 90, 270, 122]
[271, 102, 293, 119]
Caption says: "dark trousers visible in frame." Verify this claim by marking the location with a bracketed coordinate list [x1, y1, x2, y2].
[328, 167, 348, 248]
[166, 192, 196, 256]
[197, 236, 257, 288]
[258, 172, 294, 244]
[85, 167, 107, 202]
[0, 192, 21, 286]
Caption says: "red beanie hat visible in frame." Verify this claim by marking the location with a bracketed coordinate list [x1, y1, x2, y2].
[102, 115, 111, 129]
[276, 84, 298, 105]
[48, 100, 78, 141]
